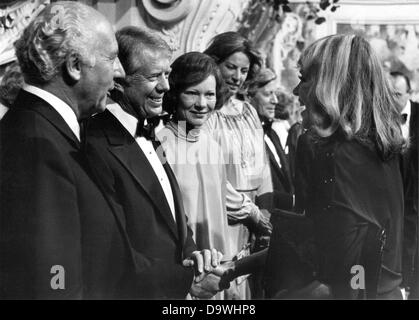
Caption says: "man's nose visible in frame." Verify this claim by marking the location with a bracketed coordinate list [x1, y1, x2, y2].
[113, 57, 126, 79]
[158, 75, 170, 92]
[271, 93, 279, 104]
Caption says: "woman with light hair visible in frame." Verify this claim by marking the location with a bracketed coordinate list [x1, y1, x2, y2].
[293, 34, 405, 299]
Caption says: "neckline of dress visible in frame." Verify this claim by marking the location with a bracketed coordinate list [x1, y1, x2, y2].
[166, 120, 201, 142]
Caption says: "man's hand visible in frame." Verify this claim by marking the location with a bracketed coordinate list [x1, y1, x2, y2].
[189, 273, 226, 299]
[255, 214, 272, 236]
[182, 248, 223, 280]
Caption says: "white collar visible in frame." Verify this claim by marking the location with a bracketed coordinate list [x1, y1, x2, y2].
[401, 100, 411, 118]
[23, 84, 80, 141]
[273, 119, 291, 131]
[106, 102, 138, 137]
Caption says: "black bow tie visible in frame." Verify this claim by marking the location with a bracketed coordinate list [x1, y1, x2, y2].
[401, 113, 408, 124]
[136, 113, 171, 140]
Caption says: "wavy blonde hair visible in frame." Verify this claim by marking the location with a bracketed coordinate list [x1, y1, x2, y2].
[299, 34, 405, 158]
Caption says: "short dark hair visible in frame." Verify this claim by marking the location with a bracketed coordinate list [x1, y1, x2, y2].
[390, 71, 411, 92]
[163, 52, 227, 114]
[115, 26, 171, 77]
[204, 32, 262, 83]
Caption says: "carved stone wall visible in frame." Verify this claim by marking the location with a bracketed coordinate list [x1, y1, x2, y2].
[0, 0, 50, 67]
[3, 0, 419, 95]
[94, 0, 252, 59]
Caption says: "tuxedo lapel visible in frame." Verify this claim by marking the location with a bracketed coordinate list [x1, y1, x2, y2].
[109, 143, 179, 241]
[153, 139, 188, 247]
[101, 111, 179, 240]
[265, 141, 284, 179]
[410, 101, 418, 146]
[267, 130, 293, 192]
[162, 158, 188, 248]
[15, 90, 80, 149]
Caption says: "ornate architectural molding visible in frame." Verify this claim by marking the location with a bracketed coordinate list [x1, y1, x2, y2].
[180, 0, 251, 53]
[139, 0, 251, 57]
[0, 0, 50, 66]
[142, 0, 193, 24]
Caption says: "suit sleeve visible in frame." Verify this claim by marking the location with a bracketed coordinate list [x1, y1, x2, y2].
[0, 137, 82, 299]
[294, 132, 315, 214]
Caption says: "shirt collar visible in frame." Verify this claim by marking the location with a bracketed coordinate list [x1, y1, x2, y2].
[106, 102, 138, 137]
[401, 100, 411, 119]
[23, 84, 80, 141]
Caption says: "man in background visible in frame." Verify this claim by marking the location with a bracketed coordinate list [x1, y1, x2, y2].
[389, 71, 418, 299]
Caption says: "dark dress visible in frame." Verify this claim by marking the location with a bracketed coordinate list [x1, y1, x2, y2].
[295, 131, 404, 299]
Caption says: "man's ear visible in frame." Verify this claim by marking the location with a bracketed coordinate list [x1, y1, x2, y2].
[64, 53, 82, 82]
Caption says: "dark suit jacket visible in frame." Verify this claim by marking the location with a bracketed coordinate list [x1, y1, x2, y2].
[0, 90, 133, 299]
[84, 109, 196, 299]
[401, 101, 419, 297]
[401, 101, 418, 213]
[265, 128, 294, 210]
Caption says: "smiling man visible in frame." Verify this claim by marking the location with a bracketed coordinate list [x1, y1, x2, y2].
[248, 68, 294, 211]
[84, 26, 223, 299]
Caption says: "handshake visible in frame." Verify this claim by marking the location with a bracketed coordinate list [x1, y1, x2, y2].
[182, 249, 237, 299]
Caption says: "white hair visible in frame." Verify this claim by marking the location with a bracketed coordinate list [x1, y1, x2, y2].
[15, 1, 97, 85]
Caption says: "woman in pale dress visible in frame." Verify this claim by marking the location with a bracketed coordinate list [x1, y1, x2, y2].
[158, 52, 268, 299]
[204, 32, 273, 299]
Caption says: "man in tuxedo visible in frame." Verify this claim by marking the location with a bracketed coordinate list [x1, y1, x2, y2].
[84, 26, 223, 299]
[0, 2, 134, 299]
[248, 69, 294, 211]
[390, 71, 418, 299]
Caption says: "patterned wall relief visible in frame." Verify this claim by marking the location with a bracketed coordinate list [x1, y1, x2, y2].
[0, 0, 50, 67]
[337, 23, 419, 101]
[270, 5, 320, 94]
[138, 0, 251, 58]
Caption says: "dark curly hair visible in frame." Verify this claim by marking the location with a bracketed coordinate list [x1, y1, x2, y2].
[163, 52, 228, 115]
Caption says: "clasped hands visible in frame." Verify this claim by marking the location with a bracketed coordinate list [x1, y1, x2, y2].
[183, 249, 235, 299]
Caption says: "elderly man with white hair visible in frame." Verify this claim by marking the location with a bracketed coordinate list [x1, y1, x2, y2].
[0, 1, 135, 299]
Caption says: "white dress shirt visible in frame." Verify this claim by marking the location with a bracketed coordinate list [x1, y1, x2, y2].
[107, 103, 176, 222]
[401, 100, 411, 140]
[272, 119, 290, 154]
[0, 103, 8, 120]
[23, 84, 80, 141]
